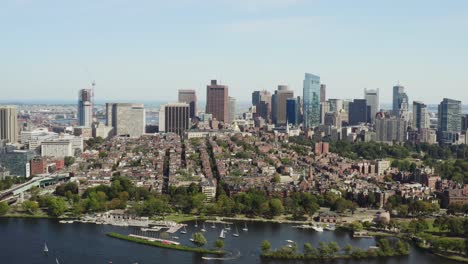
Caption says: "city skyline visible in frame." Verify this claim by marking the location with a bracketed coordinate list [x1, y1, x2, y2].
[1, 0, 468, 103]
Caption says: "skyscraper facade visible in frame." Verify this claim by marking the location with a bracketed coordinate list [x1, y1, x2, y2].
[364, 88, 380, 123]
[178, 90, 197, 119]
[252, 90, 272, 121]
[392, 85, 409, 117]
[328, 99, 343, 113]
[206, 80, 228, 123]
[412, 101, 429, 130]
[438, 98, 462, 133]
[0, 106, 18, 143]
[159, 103, 190, 136]
[303, 73, 321, 129]
[375, 113, 407, 143]
[107, 103, 145, 138]
[320, 84, 326, 103]
[348, 99, 370, 125]
[78, 89, 93, 127]
[286, 98, 297, 125]
[462, 114, 468, 131]
[272, 85, 294, 125]
[228, 96, 236, 124]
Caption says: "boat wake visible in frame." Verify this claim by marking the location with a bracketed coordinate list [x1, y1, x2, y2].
[201, 250, 241, 261]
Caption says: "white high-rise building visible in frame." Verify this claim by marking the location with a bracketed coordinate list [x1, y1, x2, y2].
[228, 97, 236, 124]
[106, 103, 145, 138]
[78, 89, 93, 127]
[364, 88, 380, 123]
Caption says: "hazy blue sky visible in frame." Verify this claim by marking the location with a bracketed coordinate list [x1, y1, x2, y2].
[1, 0, 467, 104]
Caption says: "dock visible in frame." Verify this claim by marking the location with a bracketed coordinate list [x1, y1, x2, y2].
[129, 234, 180, 245]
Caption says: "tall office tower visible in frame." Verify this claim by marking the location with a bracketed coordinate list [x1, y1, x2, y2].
[328, 99, 343, 113]
[178, 90, 197, 119]
[107, 103, 145, 138]
[392, 84, 409, 117]
[78, 89, 93, 127]
[296, 96, 303, 124]
[0, 106, 18, 143]
[303, 73, 321, 128]
[348, 99, 370, 125]
[286, 98, 297, 125]
[413, 101, 429, 130]
[228, 97, 236, 124]
[364, 88, 380, 123]
[462, 114, 468, 131]
[158, 103, 190, 136]
[206, 80, 228, 123]
[438, 98, 462, 144]
[320, 101, 330, 125]
[105, 103, 113, 126]
[375, 113, 407, 143]
[320, 84, 326, 103]
[272, 85, 294, 125]
[252, 90, 272, 121]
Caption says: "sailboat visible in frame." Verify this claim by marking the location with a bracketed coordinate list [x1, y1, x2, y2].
[219, 229, 225, 239]
[194, 220, 198, 228]
[43, 242, 49, 253]
[233, 225, 239, 237]
[242, 222, 248, 232]
[225, 223, 231, 231]
[56, 257, 60, 264]
[211, 222, 216, 229]
[180, 225, 187, 234]
[201, 222, 206, 232]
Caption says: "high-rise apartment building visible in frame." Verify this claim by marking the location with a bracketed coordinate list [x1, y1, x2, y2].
[206, 80, 228, 123]
[364, 88, 380, 123]
[0, 106, 18, 143]
[375, 113, 407, 143]
[303, 73, 321, 128]
[78, 89, 93, 127]
[228, 97, 236, 124]
[349, 99, 370, 125]
[106, 103, 145, 138]
[159, 103, 190, 136]
[328, 99, 343, 113]
[178, 90, 197, 119]
[413, 101, 429, 130]
[272, 85, 294, 125]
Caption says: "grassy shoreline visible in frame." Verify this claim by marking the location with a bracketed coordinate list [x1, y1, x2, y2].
[106, 232, 225, 255]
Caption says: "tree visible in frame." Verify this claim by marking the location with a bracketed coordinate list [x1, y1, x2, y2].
[328, 241, 340, 256]
[0, 201, 9, 215]
[214, 239, 224, 250]
[47, 197, 67, 217]
[192, 232, 207, 247]
[269, 198, 284, 217]
[344, 244, 353, 255]
[261, 240, 271, 253]
[303, 243, 318, 257]
[64, 156, 75, 167]
[22, 201, 39, 214]
[318, 242, 331, 258]
[397, 205, 409, 217]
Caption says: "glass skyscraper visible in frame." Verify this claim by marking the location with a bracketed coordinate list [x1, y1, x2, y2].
[303, 73, 321, 128]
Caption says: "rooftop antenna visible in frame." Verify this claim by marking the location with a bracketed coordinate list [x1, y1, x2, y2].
[91, 80, 96, 121]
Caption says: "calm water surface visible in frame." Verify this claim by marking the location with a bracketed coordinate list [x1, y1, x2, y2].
[0, 218, 455, 264]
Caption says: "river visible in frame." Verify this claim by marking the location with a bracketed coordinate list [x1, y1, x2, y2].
[0, 218, 456, 264]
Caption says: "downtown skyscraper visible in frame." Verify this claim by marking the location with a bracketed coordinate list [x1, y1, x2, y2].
[438, 98, 462, 144]
[0, 106, 18, 143]
[364, 88, 379, 123]
[413, 101, 429, 130]
[178, 90, 197, 119]
[206, 80, 228, 123]
[303, 73, 321, 128]
[392, 84, 409, 118]
[78, 89, 93, 127]
[272, 85, 294, 126]
[159, 103, 190, 136]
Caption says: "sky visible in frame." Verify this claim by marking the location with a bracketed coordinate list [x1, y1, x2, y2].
[1, 0, 468, 104]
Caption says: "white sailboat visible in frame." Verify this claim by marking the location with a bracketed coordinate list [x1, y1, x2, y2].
[43, 242, 49, 253]
[233, 225, 239, 237]
[201, 222, 206, 232]
[180, 225, 187, 234]
[194, 220, 198, 228]
[211, 222, 216, 229]
[219, 229, 225, 239]
[242, 222, 248, 232]
[56, 257, 60, 264]
[225, 223, 231, 230]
